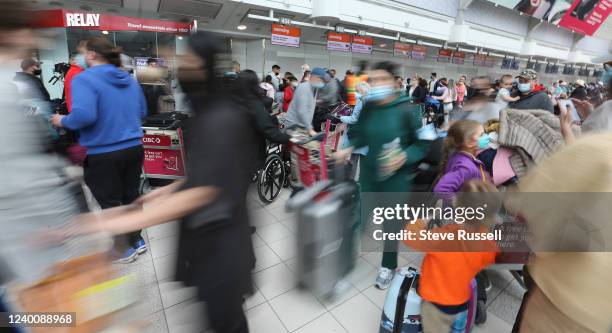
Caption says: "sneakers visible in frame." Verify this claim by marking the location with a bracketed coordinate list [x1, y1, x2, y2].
[134, 239, 148, 254]
[112, 247, 138, 264]
[375, 268, 395, 290]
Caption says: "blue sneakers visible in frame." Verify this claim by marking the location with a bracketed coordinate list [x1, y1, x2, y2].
[134, 239, 148, 254]
[112, 247, 138, 264]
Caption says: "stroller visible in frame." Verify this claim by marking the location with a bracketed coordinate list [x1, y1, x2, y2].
[423, 96, 444, 128]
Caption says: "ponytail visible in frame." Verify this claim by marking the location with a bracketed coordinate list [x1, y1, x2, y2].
[433, 119, 482, 186]
[85, 36, 122, 67]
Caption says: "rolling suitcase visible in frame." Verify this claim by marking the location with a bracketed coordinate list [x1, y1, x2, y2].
[380, 267, 478, 333]
[286, 179, 358, 298]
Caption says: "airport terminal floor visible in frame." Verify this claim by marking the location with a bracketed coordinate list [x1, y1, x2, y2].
[1, 0, 611, 333]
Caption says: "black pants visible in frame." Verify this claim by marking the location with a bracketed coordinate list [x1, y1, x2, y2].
[199, 282, 249, 333]
[84, 145, 144, 247]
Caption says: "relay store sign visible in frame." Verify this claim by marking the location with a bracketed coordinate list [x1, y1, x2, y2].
[351, 36, 373, 54]
[34, 10, 193, 35]
[66, 13, 100, 27]
[327, 32, 351, 51]
[271, 24, 301, 48]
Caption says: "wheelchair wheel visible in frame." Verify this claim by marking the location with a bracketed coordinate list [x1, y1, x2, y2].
[257, 154, 286, 204]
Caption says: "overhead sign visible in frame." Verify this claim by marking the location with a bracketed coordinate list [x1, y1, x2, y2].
[393, 42, 412, 57]
[558, 0, 612, 36]
[271, 24, 301, 48]
[351, 36, 373, 54]
[452, 51, 465, 64]
[487, 0, 611, 36]
[411, 45, 427, 60]
[33, 9, 193, 35]
[327, 32, 351, 52]
[474, 54, 487, 66]
[437, 49, 452, 62]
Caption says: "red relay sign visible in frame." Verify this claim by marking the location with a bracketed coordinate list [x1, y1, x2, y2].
[142, 134, 172, 147]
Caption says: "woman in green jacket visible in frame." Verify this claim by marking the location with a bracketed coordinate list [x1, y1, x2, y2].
[335, 61, 428, 289]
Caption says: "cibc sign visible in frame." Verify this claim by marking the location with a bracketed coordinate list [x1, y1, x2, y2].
[142, 134, 172, 147]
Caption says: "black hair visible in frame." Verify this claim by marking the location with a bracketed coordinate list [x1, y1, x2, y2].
[264, 75, 273, 83]
[346, 70, 354, 75]
[147, 58, 157, 64]
[181, 32, 226, 107]
[288, 76, 298, 82]
[431, 72, 437, 77]
[372, 61, 398, 77]
[272, 64, 280, 70]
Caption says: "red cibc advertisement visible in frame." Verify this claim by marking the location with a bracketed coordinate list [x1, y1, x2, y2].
[141, 128, 186, 179]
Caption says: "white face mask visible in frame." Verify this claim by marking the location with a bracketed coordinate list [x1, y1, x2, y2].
[292, 82, 298, 87]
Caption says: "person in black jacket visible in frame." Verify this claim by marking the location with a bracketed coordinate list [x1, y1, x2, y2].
[13, 58, 50, 101]
[236, 70, 290, 171]
[411, 78, 428, 104]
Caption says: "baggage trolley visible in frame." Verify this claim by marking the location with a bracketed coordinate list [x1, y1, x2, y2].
[140, 122, 187, 194]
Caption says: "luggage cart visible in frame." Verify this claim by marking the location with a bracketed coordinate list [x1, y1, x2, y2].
[288, 119, 347, 189]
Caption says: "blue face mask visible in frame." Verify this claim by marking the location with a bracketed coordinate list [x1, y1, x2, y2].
[75, 54, 88, 69]
[477, 133, 490, 149]
[518, 83, 531, 93]
[368, 85, 394, 102]
[311, 81, 325, 89]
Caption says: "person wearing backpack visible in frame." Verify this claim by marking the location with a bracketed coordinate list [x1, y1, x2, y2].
[335, 61, 428, 289]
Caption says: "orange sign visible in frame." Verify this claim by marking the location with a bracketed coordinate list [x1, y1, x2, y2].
[393, 42, 412, 57]
[412, 45, 427, 60]
[438, 49, 452, 62]
[271, 24, 301, 47]
[452, 51, 465, 64]
[351, 36, 373, 54]
[327, 32, 351, 51]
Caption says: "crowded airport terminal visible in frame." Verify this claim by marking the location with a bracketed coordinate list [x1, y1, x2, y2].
[0, 0, 611, 332]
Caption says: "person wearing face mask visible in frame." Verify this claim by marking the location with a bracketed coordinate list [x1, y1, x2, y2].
[59, 32, 259, 333]
[50, 36, 148, 264]
[284, 67, 327, 135]
[433, 120, 492, 204]
[13, 58, 50, 102]
[282, 76, 298, 113]
[508, 69, 554, 113]
[334, 61, 428, 290]
[65, 47, 86, 113]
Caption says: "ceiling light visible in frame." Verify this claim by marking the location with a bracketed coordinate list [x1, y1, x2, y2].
[178, 36, 183, 40]
[102, 30, 109, 35]
[237, 25, 247, 30]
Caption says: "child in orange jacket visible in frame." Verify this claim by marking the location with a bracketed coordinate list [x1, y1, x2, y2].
[404, 180, 500, 333]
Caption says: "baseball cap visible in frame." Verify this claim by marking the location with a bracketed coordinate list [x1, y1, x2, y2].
[516, 69, 537, 81]
[575, 79, 585, 87]
[20, 58, 42, 70]
[311, 67, 327, 77]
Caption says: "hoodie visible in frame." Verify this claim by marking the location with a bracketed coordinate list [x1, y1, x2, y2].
[433, 151, 489, 201]
[61, 64, 147, 154]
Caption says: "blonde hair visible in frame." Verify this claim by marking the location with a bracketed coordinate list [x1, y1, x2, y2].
[435, 120, 482, 185]
[455, 180, 500, 227]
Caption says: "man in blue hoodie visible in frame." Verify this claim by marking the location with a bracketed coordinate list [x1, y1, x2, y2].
[51, 36, 147, 263]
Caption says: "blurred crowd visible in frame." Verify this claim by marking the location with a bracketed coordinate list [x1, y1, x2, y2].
[1, 0, 612, 332]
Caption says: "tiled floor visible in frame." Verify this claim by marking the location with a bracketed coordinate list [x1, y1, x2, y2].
[124, 186, 522, 332]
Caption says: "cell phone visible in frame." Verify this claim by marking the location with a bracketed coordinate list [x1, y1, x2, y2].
[561, 99, 581, 122]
